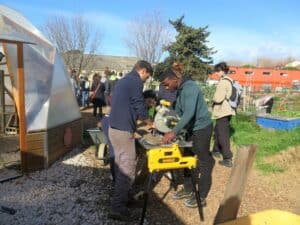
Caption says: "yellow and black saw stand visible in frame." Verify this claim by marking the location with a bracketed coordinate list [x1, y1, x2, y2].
[139, 143, 204, 225]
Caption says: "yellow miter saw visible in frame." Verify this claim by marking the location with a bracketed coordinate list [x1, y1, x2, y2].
[141, 100, 195, 172]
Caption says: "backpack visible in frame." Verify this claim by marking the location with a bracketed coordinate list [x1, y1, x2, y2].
[223, 77, 243, 110]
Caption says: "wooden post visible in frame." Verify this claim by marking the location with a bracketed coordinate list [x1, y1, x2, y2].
[16, 43, 27, 172]
[214, 145, 257, 225]
[2, 44, 19, 112]
[0, 70, 4, 133]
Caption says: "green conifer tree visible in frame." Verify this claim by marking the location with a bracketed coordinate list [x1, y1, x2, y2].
[154, 16, 215, 81]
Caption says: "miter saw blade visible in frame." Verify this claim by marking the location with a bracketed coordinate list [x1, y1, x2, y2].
[154, 106, 179, 133]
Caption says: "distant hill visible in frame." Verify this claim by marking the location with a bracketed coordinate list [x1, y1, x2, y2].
[62, 53, 139, 74]
[92, 54, 138, 72]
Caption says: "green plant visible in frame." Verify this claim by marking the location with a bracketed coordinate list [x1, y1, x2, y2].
[230, 113, 300, 173]
[199, 83, 216, 105]
[271, 111, 300, 118]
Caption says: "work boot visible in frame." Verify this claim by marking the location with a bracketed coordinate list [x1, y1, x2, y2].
[172, 188, 193, 200]
[126, 189, 145, 209]
[219, 159, 233, 168]
[184, 193, 207, 208]
[212, 151, 222, 159]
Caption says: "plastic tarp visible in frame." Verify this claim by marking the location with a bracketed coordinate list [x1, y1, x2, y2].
[0, 5, 81, 132]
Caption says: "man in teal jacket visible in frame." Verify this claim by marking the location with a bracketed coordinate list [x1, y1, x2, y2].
[159, 63, 214, 208]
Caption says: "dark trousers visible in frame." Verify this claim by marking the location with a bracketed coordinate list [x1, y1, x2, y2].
[92, 98, 104, 117]
[183, 123, 215, 198]
[212, 116, 233, 159]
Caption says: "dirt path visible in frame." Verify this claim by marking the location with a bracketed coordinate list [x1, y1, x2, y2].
[140, 152, 299, 225]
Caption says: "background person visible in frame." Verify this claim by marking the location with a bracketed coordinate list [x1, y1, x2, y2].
[102, 68, 111, 106]
[90, 73, 106, 118]
[157, 82, 177, 108]
[211, 62, 235, 167]
[159, 62, 214, 208]
[70, 70, 77, 95]
[117, 72, 123, 79]
[80, 76, 90, 108]
[108, 70, 119, 106]
[142, 89, 157, 119]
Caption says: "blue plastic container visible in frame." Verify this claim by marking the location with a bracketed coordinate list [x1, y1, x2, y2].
[256, 115, 300, 130]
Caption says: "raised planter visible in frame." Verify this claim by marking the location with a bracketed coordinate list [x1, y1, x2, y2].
[256, 114, 300, 130]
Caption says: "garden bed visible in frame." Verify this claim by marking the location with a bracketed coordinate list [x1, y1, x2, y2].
[256, 114, 300, 130]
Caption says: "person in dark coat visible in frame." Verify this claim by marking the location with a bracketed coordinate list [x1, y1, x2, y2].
[157, 82, 177, 108]
[108, 60, 153, 221]
[90, 73, 106, 118]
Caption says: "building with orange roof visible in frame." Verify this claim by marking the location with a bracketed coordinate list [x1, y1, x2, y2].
[209, 66, 300, 92]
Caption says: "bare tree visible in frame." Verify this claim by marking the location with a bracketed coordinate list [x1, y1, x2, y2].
[42, 15, 101, 78]
[124, 11, 171, 64]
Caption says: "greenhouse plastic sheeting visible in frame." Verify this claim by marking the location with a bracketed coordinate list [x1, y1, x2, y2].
[0, 5, 81, 132]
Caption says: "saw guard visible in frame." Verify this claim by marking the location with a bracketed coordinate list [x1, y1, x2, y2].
[154, 104, 179, 133]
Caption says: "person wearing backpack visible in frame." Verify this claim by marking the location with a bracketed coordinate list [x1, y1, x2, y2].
[211, 62, 235, 168]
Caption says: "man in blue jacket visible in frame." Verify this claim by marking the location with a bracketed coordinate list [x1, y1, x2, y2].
[108, 60, 153, 221]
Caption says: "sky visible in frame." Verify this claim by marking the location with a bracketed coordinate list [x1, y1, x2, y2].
[2, 0, 300, 63]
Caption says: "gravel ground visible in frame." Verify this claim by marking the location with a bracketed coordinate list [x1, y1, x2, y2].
[1, 109, 298, 225]
[1, 144, 298, 225]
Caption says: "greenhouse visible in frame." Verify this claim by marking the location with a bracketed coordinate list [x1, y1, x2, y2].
[0, 5, 82, 172]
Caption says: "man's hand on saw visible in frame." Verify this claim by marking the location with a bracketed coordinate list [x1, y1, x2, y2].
[162, 131, 176, 144]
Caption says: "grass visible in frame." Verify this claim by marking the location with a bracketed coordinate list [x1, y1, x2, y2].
[271, 111, 300, 118]
[230, 113, 300, 174]
[255, 162, 286, 174]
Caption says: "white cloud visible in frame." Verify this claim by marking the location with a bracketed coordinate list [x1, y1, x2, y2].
[209, 25, 300, 62]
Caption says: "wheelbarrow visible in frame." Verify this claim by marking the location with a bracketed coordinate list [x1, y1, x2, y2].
[86, 128, 109, 166]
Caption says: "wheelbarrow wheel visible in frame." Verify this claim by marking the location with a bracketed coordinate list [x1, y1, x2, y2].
[97, 143, 109, 166]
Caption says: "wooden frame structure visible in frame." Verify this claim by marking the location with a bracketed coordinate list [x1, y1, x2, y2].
[0, 38, 82, 173]
[0, 39, 28, 172]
